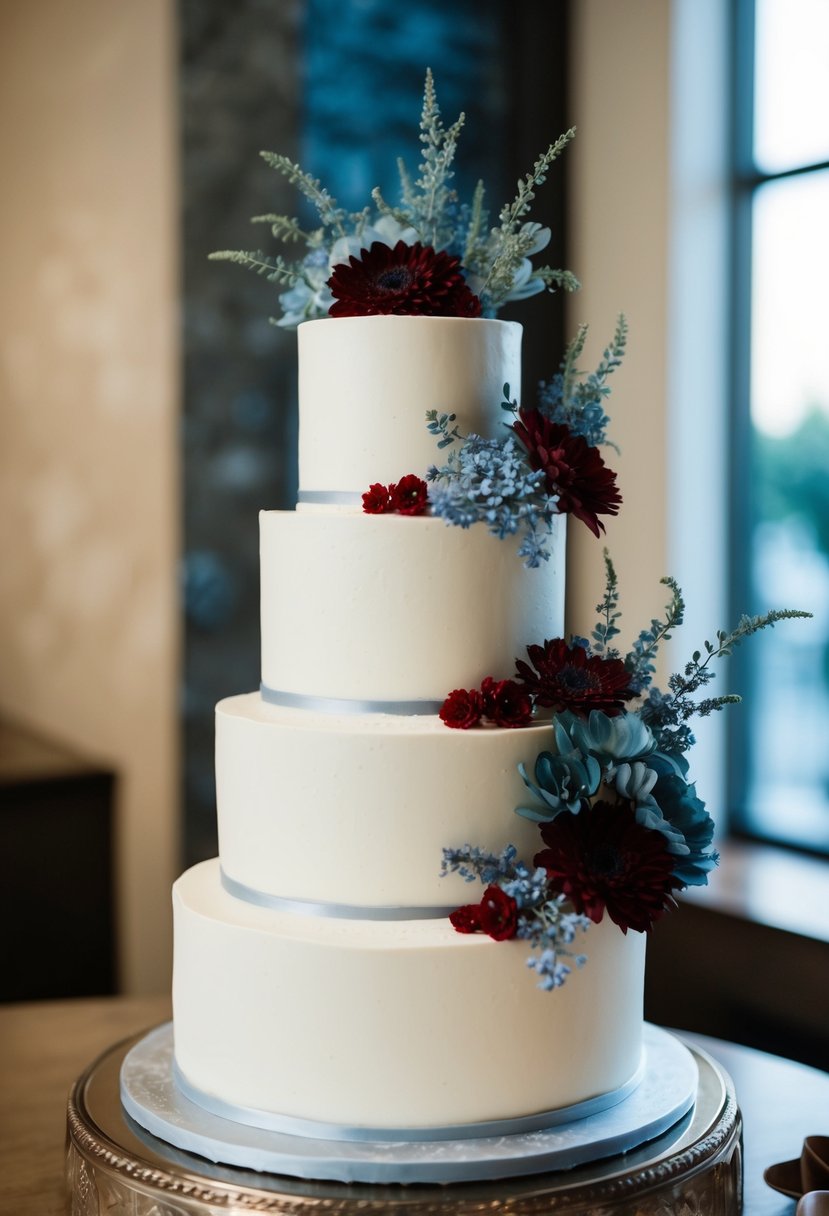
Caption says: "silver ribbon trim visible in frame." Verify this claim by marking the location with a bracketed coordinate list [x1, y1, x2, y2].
[260, 682, 443, 716]
[221, 868, 456, 921]
[297, 490, 362, 506]
[173, 1055, 646, 1144]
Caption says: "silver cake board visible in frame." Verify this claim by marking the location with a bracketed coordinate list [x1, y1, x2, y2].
[119, 1022, 697, 1185]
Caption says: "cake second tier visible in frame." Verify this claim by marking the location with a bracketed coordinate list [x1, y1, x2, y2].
[260, 509, 565, 706]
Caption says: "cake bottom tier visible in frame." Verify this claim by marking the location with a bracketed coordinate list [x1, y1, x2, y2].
[173, 861, 646, 1131]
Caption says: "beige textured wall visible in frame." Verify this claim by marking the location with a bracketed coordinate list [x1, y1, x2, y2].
[569, 0, 729, 804]
[0, 0, 179, 993]
[567, 0, 671, 648]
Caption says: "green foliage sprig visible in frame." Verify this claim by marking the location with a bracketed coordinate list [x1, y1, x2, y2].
[590, 551, 622, 657]
[478, 130, 577, 305]
[625, 576, 685, 691]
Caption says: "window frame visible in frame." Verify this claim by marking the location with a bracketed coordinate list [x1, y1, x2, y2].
[727, 0, 829, 850]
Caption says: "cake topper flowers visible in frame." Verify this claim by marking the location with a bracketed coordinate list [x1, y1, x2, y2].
[209, 69, 578, 326]
[442, 554, 811, 989]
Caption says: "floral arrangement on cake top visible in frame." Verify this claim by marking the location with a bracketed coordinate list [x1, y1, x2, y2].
[209, 69, 578, 326]
[441, 555, 810, 990]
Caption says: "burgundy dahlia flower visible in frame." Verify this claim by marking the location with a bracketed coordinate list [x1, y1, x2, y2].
[439, 688, 484, 730]
[389, 474, 429, 516]
[480, 676, 534, 728]
[512, 407, 622, 537]
[327, 240, 482, 318]
[362, 482, 392, 514]
[515, 638, 636, 716]
[450, 884, 519, 941]
[534, 800, 679, 933]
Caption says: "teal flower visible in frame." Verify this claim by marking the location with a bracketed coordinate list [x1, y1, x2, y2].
[594, 757, 690, 858]
[610, 760, 658, 803]
[563, 709, 656, 767]
[516, 747, 601, 822]
[652, 772, 718, 886]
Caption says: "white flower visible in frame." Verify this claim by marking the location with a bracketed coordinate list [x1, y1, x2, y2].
[503, 258, 546, 302]
[328, 215, 419, 272]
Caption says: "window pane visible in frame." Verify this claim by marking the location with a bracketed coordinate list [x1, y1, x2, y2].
[745, 171, 829, 849]
[754, 0, 829, 173]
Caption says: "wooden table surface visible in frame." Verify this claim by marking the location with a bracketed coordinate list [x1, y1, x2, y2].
[0, 996, 826, 1215]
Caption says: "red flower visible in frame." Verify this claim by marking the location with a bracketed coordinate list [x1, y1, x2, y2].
[478, 885, 519, 940]
[439, 688, 484, 730]
[450, 885, 519, 941]
[534, 800, 679, 933]
[362, 482, 392, 514]
[328, 240, 482, 319]
[480, 676, 534, 728]
[389, 474, 429, 516]
[512, 407, 622, 537]
[449, 903, 481, 933]
[515, 638, 636, 716]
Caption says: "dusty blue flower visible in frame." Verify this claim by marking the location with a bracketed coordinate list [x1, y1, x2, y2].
[516, 748, 601, 821]
[610, 760, 658, 803]
[563, 709, 656, 767]
[650, 770, 718, 886]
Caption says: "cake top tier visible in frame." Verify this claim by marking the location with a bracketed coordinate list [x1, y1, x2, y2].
[297, 314, 521, 501]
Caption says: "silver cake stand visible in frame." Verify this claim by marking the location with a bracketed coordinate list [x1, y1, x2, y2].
[66, 1025, 742, 1215]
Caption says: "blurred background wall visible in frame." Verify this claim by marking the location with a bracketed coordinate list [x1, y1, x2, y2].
[0, 0, 180, 994]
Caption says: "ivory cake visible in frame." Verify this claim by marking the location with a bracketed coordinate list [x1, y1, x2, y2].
[171, 315, 646, 1135]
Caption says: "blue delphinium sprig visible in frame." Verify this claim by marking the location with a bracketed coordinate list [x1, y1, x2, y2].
[441, 845, 590, 991]
[426, 429, 558, 567]
[537, 316, 628, 449]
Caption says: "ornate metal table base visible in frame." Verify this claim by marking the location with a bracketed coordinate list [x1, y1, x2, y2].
[67, 1027, 743, 1214]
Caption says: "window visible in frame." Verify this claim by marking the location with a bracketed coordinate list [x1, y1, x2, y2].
[730, 0, 829, 851]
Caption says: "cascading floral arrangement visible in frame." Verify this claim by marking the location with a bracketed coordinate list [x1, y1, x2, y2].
[440, 554, 809, 990]
[425, 318, 626, 565]
[359, 318, 626, 563]
[209, 68, 578, 327]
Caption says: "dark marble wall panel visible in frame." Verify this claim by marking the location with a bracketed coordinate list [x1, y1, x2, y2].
[180, 0, 302, 864]
[180, 1, 570, 865]
[302, 0, 510, 214]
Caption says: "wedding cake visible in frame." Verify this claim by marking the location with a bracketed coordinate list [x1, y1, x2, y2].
[172, 313, 645, 1134]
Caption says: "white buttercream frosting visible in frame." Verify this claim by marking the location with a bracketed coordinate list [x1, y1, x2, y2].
[216, 692, 553, 908]
[297, 315, 521, 494]
[260, 509, 565, 702]
[173, 860, 645, 1130]
[169, 312, 651, 1142]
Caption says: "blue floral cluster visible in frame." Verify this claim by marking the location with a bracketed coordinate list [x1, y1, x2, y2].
[516, 710, 719, 890]
[441, 845, 591, 991]
[426, 431, 558, 568]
